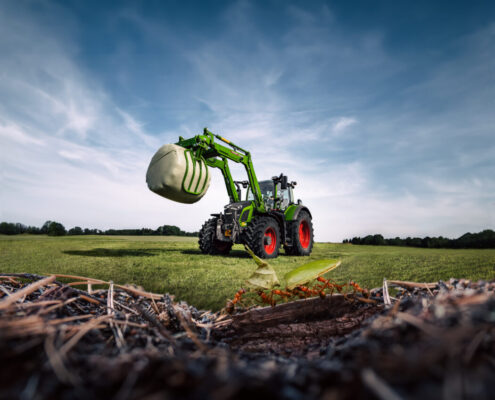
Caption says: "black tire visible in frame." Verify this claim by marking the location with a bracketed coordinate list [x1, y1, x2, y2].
[285, 211, 313, 256]
[243, 216, 281, 259]
[198, 218, 233, 255]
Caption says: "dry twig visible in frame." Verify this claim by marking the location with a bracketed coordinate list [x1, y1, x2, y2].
[0, 275, 56, 309]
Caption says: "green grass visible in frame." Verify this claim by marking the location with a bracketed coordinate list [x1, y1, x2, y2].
[1, 235, 494, 311]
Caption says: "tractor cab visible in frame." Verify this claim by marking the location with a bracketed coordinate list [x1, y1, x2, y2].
[247, 175, 296, 211]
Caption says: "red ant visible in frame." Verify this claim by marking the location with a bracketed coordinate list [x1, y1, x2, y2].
[293, 286, 320, 298]
[233, 288, 246, 304]
[225, 288, 246, 314]
[315, 276, 345, 295]
[257, 290, 276, 307]
[272, 289, 292, 302]
[349, 281, 368, 297]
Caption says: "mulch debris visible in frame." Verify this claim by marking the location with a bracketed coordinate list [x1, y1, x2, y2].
[0, 273, 494, 399]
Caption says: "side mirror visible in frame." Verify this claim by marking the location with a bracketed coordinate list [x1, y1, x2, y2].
[281, 175, 288, 190]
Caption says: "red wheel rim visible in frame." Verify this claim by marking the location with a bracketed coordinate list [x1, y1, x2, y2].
[299, 220, 310, 249]
[264, 227, 277, 255]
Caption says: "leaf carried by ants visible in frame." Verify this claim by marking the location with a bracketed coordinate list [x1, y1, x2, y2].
[244, 245, 280, 290]
[285, 259, 341, 290]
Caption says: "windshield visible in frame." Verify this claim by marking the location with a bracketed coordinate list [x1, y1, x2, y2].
[247, 180, 274, 200]
[259, 180, 275, 197]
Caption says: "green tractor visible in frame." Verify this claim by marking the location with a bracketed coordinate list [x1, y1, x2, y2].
[147, 128, 313, 258]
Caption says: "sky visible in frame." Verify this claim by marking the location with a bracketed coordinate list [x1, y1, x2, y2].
[0, 0, 494, 241]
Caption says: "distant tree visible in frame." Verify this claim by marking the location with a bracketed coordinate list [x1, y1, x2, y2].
[388, 237, 403, 246]
[14, 223, 27, 234]
[26, 225, 41, 234]
[361, 235, 373, 245]
[159, 225, 183, 236]
[41, 221, 53, 234]
[47, 222, 66, 236]
[372, 234, 385, 245]
[2, 221, 199, 237]
[345, 230, 494, 249]
[478, 229, 495, 248]
[0, 222, 17, 235]
[68, 226, 83, 235]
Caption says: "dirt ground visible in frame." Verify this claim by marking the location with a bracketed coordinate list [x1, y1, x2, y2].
[0, 274, 494, 399]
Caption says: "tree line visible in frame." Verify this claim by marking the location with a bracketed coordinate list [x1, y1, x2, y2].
[0, 221, 198, 237]
[343, 229, 495, 249]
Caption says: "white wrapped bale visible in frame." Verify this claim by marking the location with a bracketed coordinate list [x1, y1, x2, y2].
[146, 144, 210, 204]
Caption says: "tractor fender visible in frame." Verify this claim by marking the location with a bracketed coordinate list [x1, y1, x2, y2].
[292, 205, 312, 221]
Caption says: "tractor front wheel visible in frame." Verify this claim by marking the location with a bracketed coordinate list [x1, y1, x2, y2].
[198, 218, 233, 255]
[285, 211, 313, 256]
[243, 216, 281, 259]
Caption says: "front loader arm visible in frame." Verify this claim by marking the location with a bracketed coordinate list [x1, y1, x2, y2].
[205, 157, 239, 204]
[176, 128, 265, 212]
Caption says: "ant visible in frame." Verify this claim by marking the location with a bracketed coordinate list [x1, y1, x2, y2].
[349, 281, 369, 297]
[272, 289, 293, 302]
[225, 288, 246, 314]
[293, 286, 320, 299]
[315, 276, 345, 295]
[257, 290, 276, 307]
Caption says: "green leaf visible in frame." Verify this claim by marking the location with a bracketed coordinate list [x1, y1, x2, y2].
[244, 245, 280, 290]
[284, 259, 341, 290]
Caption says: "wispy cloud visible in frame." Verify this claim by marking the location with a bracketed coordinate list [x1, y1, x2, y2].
[332, 117, 357, 134]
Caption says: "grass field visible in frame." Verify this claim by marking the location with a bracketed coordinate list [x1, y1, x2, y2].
[1, 235, 494, 310]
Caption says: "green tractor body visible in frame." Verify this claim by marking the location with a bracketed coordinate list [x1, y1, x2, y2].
[149, 128, 313, 258]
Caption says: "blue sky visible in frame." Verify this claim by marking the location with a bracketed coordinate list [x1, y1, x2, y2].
[1, 0, 494, 241]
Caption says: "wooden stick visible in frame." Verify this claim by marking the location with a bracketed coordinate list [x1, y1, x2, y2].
[354, 296, 377, 304]
[388, 280, 437, 290]
[114, 284, 163, 300]
[0, 285, 13, 297]
[47, 315, 94, 325]
[113, 299, 140, 315]
[0, 275, 56, 310]
[79, 294, 101, 305]
[38, 297, 78, 315]
[175, 308, 208, 353]
[382, 278, 392, 307]
[0, 276, 20, 284]
[15, 300, 62, 308]
[107, 281, 126, 349]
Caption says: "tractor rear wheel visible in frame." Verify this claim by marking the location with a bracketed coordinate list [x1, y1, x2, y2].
[243, 216, 281, 259]
[285, 211, 313, 256]
[198, 218, 233, 255]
